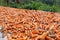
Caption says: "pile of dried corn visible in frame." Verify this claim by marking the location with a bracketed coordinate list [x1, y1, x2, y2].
[0, 6, 60, 40]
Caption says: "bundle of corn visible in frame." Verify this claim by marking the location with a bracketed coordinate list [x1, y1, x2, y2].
[0, 6, 60, 40]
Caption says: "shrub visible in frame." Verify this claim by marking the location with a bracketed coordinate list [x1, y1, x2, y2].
[9, 2, 21, 8]
[20, 1, 42, 10]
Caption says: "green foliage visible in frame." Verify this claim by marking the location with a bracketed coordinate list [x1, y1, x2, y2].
[50, 5, 58, 12]
[0, 0, 7, 6]
[9, 2, 21, 8]
[0, 0, 60, 12]
[20, 1, 59, 12]
[39, 5, 51, 11]
[20, 1, 42, 10]
[42, 0, 54, 5]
